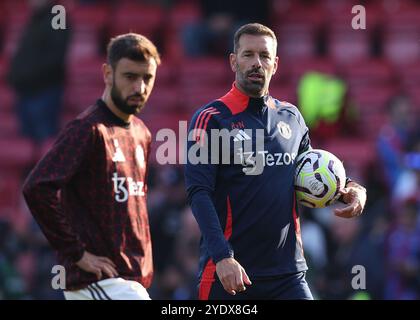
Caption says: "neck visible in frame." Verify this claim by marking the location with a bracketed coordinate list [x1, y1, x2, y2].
[102, 88, 132, 123]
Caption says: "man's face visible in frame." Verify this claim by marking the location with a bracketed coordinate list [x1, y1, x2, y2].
[107, 58, 157, 115]
[230, 34, 278, 97]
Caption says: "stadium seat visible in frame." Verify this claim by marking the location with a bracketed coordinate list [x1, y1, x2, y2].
[271, 1, 325, 60]
[64, 83, 103, 113]
[396, 61, 420, 88]
[324, 138, 376, 172]
[286, 58, 337, 85]
[406, 87, 420, 113]
[349, 84, 397, 116]
[269, 83, 297, 104]
[383, 31, 420, 66]
[67, 2, 109, 33]
[0, 55, 8, 80]
[359, 112, 389, 140]
[143, 85, 181, 114]
[382, 2, 420, 65]
[108, 3, 164, 41]
[66, 56, 105, 86]
[67, 31, 101, 62]
[0, 110, 19, 138]
[153, 61, 174, 86]
[0, 171, 21, 218]
[179, 57, 232, 88]
[382, 1, 420, 33]
[166, 1, 201, 33]
[275, 23, 317, 61]
[0, 137, 33, 172]
[340, 58, 395, 88]
[0, 83, 14, 112]
[328, 30, 371, 64]
[181, 85, 229, 112]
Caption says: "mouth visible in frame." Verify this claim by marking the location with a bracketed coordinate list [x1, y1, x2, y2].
[247, 72, 264, 82]
[128, 96, 144, 104]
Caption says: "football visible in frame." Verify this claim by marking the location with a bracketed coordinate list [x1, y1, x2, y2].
[294, 149, 346, 208]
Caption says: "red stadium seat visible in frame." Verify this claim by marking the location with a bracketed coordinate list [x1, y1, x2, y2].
[142, 85, 181, 114]
[0, 137, 34, 171]
[108, 3, 164, 41]
[271, 1, 325, 27]
[324, 138, 376, 172]
[271, 2, 324, 61]
[0, 84, 15, 112]
[153, 61, 174, 86]
[381, 2, 420, 65]
[0, 172, 21, 218]
[67, 31, 101, 62]
[396, 62, 420, 88]
[359, 112, 389, 140]
[0, 110, 19, 138]
[349, 84, 398, 116]
[340, 59, 395, 88]
[0, 55, 9, 81]
[167, 2, 201, 33]
[2, 0, 29, 31]
[382, 2, 420, 33]
[383, 31, 420, 66]
[67, 2, 110, 33]
[66, 57, 105, 86]
[179, 58, 232, 88]
[406, 87, 420, 113]
[64, 83, 103, 113]
[181, 85, 228, 112]
[286, 58, 337, 85]
[269, 84, 297, 104]
[275, 23, 317, 61]
[328, 31, 371, 64]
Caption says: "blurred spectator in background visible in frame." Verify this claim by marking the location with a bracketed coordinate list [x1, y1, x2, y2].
[377, 94, 416, 191]
[385, 199, 420, 300]
[297, 72, 360, 143]
[393, 137, 420, 205]
[323, 214, 385, 299]
[0, 219, 27, 299]
[6, 0, 71, 160]
[182, 0, 269, 57]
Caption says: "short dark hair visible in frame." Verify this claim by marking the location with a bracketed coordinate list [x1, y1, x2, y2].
[107, 33, 161, 69]
[233, 23, 277, 54]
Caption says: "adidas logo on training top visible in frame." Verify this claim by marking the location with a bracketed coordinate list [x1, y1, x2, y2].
[112, 139, 126, 162]
[233, 130, 252, 142]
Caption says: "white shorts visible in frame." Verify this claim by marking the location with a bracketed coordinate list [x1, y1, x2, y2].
[63, 278, 151, 300]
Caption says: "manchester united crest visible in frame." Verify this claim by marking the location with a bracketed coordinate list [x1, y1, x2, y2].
[277, 121, 292, 140]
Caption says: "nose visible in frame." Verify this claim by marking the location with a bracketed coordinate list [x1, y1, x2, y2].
[252, 56, 262, 69]
[134, 79, 146, 95]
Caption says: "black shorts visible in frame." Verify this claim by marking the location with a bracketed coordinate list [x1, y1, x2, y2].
[199, 271, 313, 300]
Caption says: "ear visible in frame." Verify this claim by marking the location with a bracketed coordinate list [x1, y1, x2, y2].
[102, 63, 113, 87]
[229, 53, 237, 72]
[272, 56, 279, 75]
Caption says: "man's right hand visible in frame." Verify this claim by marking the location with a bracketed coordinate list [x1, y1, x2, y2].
[75, 251, 118, 280]
[216, 257, 252, 295]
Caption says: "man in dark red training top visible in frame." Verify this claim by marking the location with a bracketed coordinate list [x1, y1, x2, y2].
[23, 33, 160, 300]
[185, 23, 367, 300]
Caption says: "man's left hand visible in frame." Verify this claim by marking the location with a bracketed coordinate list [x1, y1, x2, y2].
[334, 181, 367, 218]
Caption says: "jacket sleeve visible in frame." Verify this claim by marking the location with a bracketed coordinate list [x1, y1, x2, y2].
[295, 106, 312, 154]
[184, 107, 234, 263]
[22, 119, 95, 263]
